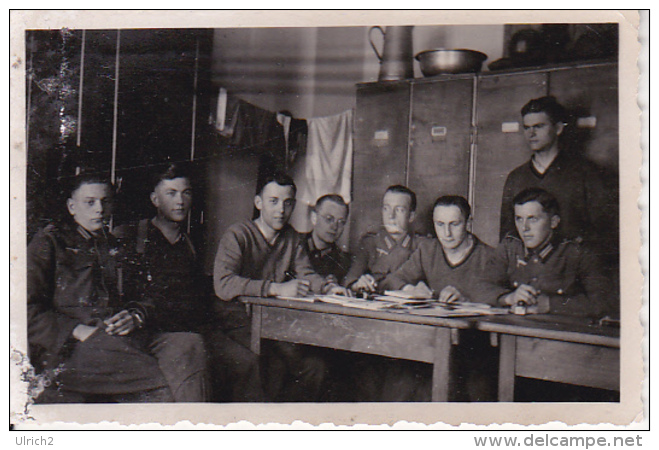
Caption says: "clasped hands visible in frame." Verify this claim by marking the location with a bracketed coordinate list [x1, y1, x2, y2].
[72, 310, 140, 342]
[500, 284, 550, 314]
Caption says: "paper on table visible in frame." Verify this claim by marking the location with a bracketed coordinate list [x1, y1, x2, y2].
[382, 290, 432, 300]
[316, 295, 399, 311]
[276, 295, 317, 303]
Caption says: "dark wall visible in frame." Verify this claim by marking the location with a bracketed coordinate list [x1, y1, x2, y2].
[26, 29, 214, 242]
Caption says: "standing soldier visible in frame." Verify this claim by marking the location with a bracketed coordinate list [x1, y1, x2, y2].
[499, 96, 614, 264]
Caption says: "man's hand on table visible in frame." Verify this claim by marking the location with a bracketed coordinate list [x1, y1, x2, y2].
[401, 281, 434, 299]
[500, 285, 550, 314]
[351, 274, 377, 293]
[324, 283, 352, 297]
[269, 279, 311, 297]
[438, 285, 463, 303]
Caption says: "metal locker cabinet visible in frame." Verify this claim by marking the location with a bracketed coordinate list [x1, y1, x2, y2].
[548, 63, 619, 175]
[471, 71, 549, 247]
[548, 63, 620, 284]
[407, 76, 475, 236]
[351, 81, 411, 252]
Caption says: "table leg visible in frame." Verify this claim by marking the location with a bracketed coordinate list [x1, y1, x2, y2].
[431, 327, 452, 402]
[250, 304, 262, 355]
[498, 334, 517, 402]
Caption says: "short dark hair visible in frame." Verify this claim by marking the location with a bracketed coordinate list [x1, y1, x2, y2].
[151, 162, 193, 191]
[513, 187, 560, 217]
[256, 171, 297, 197]
[432, 195, 471, 221]
[384, 185, 417, 212]
[521, 96, 567, 125]
[314, 194, 349, 214]
[65, 171, 111, 199]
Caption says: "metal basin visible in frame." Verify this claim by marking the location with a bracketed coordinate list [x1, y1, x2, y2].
[415, 49, 488, 76]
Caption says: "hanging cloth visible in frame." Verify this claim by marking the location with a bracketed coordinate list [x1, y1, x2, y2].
[290, 109, 353, 233]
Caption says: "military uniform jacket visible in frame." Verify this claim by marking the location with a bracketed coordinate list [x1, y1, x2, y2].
[343, 227, 428, 288]
[299, 232, 352, 284]
[27, 223, 124, 366]
[27, 221, 171, 395]
[478, 234, 617, 318]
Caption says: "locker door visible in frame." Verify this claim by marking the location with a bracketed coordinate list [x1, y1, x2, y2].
[548, 63, 618, 175]
[471, 72, 548, 247]
[408, 78, 474, 236]
[351, 82, 411, 251]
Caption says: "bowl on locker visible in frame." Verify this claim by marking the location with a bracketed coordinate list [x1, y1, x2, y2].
[415, 49, 488, 76]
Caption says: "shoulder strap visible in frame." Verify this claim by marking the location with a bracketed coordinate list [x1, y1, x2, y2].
[135, 219, 149, 254]
[181, 231, 197, 258]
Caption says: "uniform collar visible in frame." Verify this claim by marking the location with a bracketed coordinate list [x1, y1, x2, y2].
[523, 233, 560, 262]
[76, 225, 93, 240]
[76, 224, 106, 241]
[307, 233, 335, 256]
[381, 228, 412, 250]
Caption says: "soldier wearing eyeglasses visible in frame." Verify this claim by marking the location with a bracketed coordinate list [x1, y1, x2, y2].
[300, 194, 352, 284]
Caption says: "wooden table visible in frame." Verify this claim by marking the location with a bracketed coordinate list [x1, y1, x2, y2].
[241, 296, 473, 402]
[475, 314, 620, 402]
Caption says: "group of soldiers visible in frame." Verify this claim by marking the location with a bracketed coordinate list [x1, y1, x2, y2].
[26, 96, 618, 403]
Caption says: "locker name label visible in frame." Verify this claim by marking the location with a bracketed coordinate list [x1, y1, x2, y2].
[501, 122, 520, 133]
[374, 130, 389, 140]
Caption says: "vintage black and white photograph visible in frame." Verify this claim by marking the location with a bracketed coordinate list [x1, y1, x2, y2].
[9, 10, 644, 428]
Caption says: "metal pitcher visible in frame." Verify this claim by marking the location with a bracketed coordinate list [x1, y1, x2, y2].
[369, 26, 414, 81]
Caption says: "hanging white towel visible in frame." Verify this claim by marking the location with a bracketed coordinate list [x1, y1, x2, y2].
[290, 109, 353, 233]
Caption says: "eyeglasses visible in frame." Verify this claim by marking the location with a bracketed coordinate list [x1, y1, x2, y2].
[320, 214, 347, 227]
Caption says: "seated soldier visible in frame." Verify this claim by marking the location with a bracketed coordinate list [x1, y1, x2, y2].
[299, 194, 354, 401]
[381, 195, 494, 301]
[342, 185, 431, 401]
[380, 195, 497, 401]
[118, 163, 261, 403]
[27, 172, 172, 403]
[300, 194, 351, 284]
[481, 187, 617, 318]
[344, 185, 428, 294]
[213, 171, 348, 402]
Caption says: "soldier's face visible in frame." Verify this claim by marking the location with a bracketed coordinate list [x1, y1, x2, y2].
[255, 182, 296, 232]
[523, 112, 563, 153]
[311, 200, 348, 246]
[433, 205, 470, 251]
[67, 182, 112, 233]
[151, 177, 193, 223]
[382, 191, 414, 238]
[514, 201, 560, 249]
